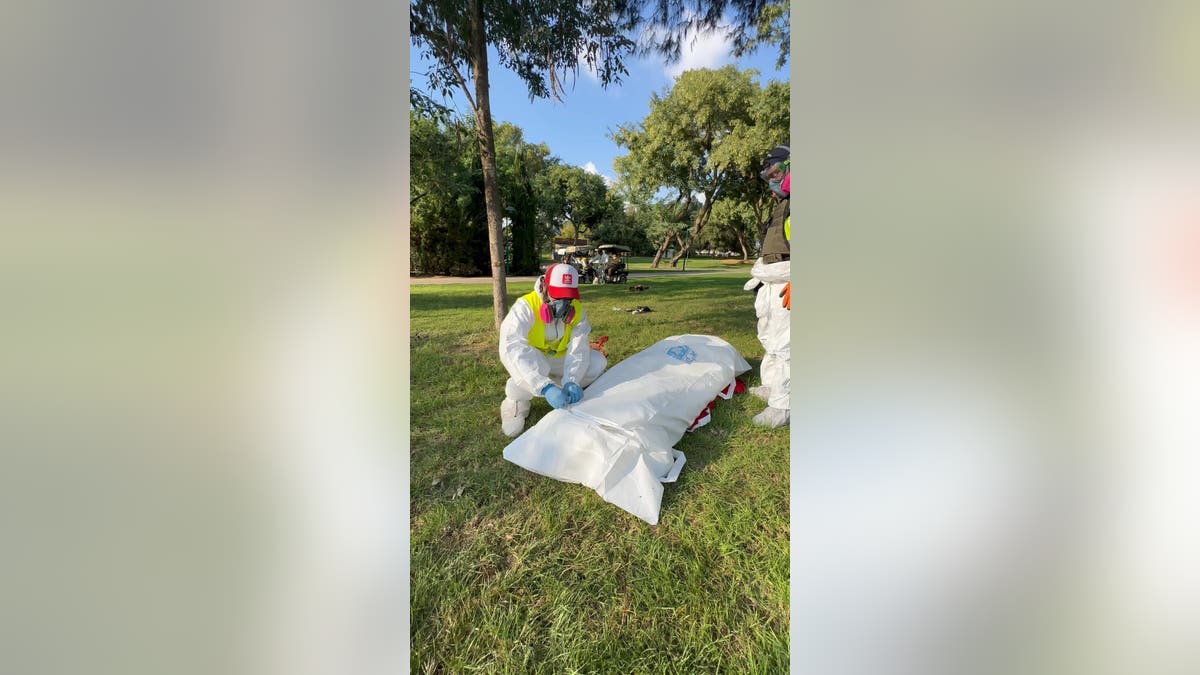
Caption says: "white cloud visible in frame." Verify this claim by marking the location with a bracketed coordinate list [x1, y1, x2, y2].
[664, 26, 734, 80]
[582, 161, 616, 187]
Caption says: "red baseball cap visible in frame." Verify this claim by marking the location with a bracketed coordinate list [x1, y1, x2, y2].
[544, 263, 580, 299]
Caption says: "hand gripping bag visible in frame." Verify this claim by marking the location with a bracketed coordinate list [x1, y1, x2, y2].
[502, 334, 751, 524]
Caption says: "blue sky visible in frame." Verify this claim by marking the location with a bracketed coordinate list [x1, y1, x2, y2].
[410, 30, 787, 188]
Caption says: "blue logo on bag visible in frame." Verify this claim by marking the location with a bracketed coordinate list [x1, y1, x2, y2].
[666, 345, 697, 363]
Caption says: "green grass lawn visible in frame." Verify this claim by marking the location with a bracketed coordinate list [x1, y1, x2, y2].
[410, 275, 789, 674]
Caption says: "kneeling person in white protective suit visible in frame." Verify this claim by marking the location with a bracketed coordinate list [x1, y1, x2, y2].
[744, 144, 791, 427]
[498, 263, 607, 437]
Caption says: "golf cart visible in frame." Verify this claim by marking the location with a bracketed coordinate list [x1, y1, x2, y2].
[593, 244, 631, 284]
[555, 244, 595, 284]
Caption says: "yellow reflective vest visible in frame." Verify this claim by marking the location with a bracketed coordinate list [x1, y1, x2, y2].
[520, 291, 582, 358]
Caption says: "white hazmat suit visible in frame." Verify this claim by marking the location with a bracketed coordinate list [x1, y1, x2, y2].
[747, 146, 792, 427]
[745, 258, 791, 415]
[498, 281, 607, 437]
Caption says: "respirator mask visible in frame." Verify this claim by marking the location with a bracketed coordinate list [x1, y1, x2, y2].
[547, 297, 572, 321]
[761, 159, 789, 198]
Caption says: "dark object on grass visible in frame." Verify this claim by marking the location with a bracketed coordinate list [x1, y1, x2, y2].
[631, 306, 652, 314]
[628, 285, 649, 292]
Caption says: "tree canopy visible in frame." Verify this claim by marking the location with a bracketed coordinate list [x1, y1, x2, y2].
[412, 1, 641, 105]
[538, 164, 614, 240]
[410, 111, 490, 276]
[613, 66, 789, 266]
[640, 0, 790, 69]
[410, 108, 640, 274]
[411, 66, 788, 274]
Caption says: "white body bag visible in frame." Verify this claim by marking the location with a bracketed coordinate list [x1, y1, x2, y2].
[502, 334, 751, 525]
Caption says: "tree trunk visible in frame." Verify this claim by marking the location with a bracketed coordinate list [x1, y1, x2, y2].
[668, 232, 686, 267]
[751, 194, 768, 247]
[467, 0, 507, 330]
[650, 234, 671, 268]
[668, 195, 715, 266]
[736, 228, 749, 262]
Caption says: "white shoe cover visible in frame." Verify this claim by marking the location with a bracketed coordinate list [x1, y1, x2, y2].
[753, 405, 789, 428]
[501, 398, 529, 438]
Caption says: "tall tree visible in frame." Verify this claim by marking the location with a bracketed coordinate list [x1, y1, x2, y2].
[705, 177, 765, 261]
[613, 66, 774, 267]
[644, 211, 694, 264]
[588, 193, 648, 251]
[494, 123, 550, 275]
[411, 1, 640, 328]
[537, 163, 613, 242]
[614, 69, 789, 266]
[708, 77, 789, 259]
[410, 110, 492, 275]
[629, 198, 695, 265]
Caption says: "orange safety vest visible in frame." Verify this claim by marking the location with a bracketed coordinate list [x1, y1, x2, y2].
[521, 290, 582, 358]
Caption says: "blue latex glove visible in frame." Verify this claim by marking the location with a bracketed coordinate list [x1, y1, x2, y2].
[541, 383, 568, 409]
[563, 381, 584, 404]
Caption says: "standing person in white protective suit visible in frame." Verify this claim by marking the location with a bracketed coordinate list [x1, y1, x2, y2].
[498, 263, 608, 437]
[744, 144, 792, 427]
